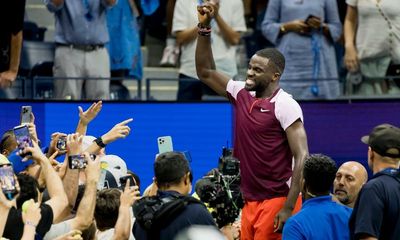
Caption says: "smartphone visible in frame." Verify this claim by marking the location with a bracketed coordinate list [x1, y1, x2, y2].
[305, 14, 320, 24]
[68, 154, 96, 169]
[119, 175, 136, 189]
[20, 106, 32, 125]
[13, 125, 33, 151]
[57, 136, 67, 151]
[157, 136, 174, 154]
[0, 164, 18, 200]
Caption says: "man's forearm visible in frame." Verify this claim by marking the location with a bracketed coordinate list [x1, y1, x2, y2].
[72, 180, 97, 230]
[62, 168, 79, 213]
[215, 15, 241, 45]
[195, 32, 216, 79]
[9, 31, 23, 73]
[283, 159, 303, 210]
[113, 205, 131, 240]
[75, 120, 88, 136]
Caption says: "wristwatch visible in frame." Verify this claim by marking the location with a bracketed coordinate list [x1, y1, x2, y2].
[280, 24, 286, 33]
[94, 137, 106, 148]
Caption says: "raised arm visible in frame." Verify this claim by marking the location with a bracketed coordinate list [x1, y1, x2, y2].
[344, 5, 359, 73]
[113, 180, 140, 240]
[22, 141, 68, 224]
[195, 3, 230, 98]
[71, 153, 100, 231]
[75, 101, 103, 136]
[274, 120, 308, 232]
[85, 118, 132, 154]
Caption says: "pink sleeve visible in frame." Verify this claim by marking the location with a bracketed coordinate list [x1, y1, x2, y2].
[226, 80, 245, 100]
[275, 93, 304, 130]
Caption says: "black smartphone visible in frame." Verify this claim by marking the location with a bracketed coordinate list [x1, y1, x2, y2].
[20, 106, 32, 125]
[57, 136, 67, 151]
[305, 14, 320, 25]
[0, 164, 18, 200]
[13, 125, 33, 151]
[119, 175, 135, 189]
[68, 154, 96, 169]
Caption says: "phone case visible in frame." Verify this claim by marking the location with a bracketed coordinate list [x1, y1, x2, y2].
[20, 106, 32, 124]
[157, 136, 173, 154]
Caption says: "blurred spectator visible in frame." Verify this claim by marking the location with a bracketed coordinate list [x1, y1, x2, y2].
[106, 0, 142, 99]
[242, 0, 272, 59]
[173, 0, 246, 101]
[283, 154, 352, 240]
[44, 0, 117, 100]
[344, 0, 400, 95]
[0, 0, 25, 98]
[333, 161, 367, 208]
[262, 0, 342, 99]
[349, 124, 400, 239]
[159, 0, 180, 67]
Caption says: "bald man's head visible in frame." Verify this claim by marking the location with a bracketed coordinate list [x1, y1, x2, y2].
[333, 161, 368, 208]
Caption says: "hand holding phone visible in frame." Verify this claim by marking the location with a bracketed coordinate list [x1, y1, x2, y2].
[305, 15, 322, 29]
[57, 136, 67, 151]
[119, 175, 136, 190]
[0, 164, 19, 200]
[13, 125, 33, 152]
[157, 136, 173, 154]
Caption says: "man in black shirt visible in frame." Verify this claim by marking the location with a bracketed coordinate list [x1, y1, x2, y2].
[349, 124, 400, 240]
[132, 152, 216, 240]
[0, 0, 25, 98]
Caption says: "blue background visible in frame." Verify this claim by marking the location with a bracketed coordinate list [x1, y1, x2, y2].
[1, 100, 399, 188]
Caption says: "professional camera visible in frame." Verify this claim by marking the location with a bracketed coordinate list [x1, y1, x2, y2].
[195, 147, 243, 228]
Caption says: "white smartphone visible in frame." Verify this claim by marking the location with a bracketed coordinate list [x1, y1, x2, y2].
[157, 136, 174, 154]
[20, 106, 32, 125]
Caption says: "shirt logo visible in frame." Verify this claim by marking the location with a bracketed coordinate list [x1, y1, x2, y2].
[260, 108, 270, 112]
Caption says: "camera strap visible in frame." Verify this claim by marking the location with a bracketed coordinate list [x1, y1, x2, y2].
[133, 192, 204, 238]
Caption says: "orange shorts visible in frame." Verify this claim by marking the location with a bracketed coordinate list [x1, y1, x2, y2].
[241, 196, 302, 240]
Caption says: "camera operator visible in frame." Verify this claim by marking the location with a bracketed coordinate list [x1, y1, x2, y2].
[132, 152, 217, 240]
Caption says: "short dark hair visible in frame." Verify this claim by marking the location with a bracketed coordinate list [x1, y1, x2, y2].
[16, 173, 40, 208]
[94, 188, 121, 231]
[154, 152, 190, 189]
[303, 154, 337, 194]
[255, 48, 285, 74]
[0, 130, 16, 155]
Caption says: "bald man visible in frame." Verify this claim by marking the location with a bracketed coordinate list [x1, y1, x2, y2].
[333, 161, 368, 208]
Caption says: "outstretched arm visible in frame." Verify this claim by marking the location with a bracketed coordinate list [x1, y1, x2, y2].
[274, 120, 308, 232]
[195, 3, 230, 98]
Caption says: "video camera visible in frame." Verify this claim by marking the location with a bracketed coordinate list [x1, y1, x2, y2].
[195, 147, 243, 228]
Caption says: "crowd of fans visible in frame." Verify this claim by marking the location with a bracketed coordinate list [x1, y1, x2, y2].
[0, 100, 399, 240]
[0, 0, 399, 100]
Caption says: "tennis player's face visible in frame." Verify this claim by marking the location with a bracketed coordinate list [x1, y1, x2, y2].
[245, 55, 274, 92]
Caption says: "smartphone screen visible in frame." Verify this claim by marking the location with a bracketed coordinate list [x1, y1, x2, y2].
[0, 164, 18, 200]
[20, 106, 32, 125]
[13, 125, 32, 151]
[57, 136, 67, 151]
[157, 136, 173, 154]
[68, 154, 96, 169]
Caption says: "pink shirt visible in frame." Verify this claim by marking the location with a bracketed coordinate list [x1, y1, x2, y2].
[227, 80, 303, 201]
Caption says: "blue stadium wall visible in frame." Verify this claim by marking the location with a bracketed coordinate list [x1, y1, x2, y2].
[1, 100, 399, 188]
